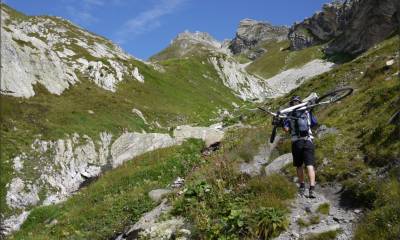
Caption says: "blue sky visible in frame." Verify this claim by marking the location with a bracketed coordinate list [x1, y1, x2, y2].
[4, 0, 330, 60]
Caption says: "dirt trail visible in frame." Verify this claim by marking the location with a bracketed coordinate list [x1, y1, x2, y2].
[247, 138, 362, 240]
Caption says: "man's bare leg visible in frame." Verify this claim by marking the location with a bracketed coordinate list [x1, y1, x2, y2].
[296, 167, 306, 195]
[306, 165, 315, 186]
[307, 165, 316, 198]
[296, 167, 304, 184]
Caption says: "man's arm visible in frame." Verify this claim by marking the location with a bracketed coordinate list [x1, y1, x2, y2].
[283, 119, 290, 132]
[310, 111, 318, 128]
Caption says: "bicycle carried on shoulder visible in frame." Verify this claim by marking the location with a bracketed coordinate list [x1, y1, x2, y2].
[258, 87, 354, 143]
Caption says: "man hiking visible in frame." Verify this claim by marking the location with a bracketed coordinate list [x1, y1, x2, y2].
[283, 95, 318, 198]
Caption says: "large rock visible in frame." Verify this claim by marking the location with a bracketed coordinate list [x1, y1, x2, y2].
[173, 124, 224, 147]
[229, 19, 288, 55]
[240, 137, 280, 176]
[289, 0, 400, 55]
[111, 132, 177, 167]
[265, 153, 293, 175]
[148, 189, 172, 202]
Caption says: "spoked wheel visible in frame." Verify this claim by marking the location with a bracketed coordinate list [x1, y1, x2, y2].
[316, 87, 353, 104]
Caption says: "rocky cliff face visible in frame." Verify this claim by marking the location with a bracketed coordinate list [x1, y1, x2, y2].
[0, 4, 146, 98]
[289, 0, 400, 55]
[229, 19, 288, 59]
[2, 124, 225, 235]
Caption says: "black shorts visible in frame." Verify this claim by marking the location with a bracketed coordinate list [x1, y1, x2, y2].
[292, 140, 315, 167]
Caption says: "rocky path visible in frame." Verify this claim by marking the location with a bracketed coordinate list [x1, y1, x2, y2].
[240, 140, 361, 240]
[274, 184, 361, 240]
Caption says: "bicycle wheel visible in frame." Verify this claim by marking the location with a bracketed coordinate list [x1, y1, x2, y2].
[316, 87, 353, 104]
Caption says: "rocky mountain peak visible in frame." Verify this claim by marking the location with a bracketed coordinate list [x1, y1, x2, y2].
[173, 30, 222, 49]
[229, 18, 289, 58]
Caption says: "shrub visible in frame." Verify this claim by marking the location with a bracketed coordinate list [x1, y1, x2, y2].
[251, 207, 288, 240]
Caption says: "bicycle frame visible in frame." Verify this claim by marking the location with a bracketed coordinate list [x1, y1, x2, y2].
[261, 100, 331, 119]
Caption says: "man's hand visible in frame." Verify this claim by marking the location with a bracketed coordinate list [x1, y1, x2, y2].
[283, 127, 290, 133]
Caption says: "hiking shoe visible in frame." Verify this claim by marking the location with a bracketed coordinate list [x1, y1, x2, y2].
[309, 186, 316, 198]
[298, 185, 306, 196]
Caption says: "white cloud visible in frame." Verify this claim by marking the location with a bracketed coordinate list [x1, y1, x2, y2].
[114, 0, 188, 43]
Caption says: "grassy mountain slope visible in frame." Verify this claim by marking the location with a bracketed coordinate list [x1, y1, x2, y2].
[0, 4, 244, 223]
[0, 55, 242, 218]
[245, 40, 324, 79]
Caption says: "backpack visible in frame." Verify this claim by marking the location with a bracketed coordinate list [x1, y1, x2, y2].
[293, 111, 310, 137]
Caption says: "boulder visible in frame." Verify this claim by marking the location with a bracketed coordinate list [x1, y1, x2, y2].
[265, 153, 293, 175]
[111, 132, 177, 167]
[173, 125, 224, 147]
[148, 189, 172, 202]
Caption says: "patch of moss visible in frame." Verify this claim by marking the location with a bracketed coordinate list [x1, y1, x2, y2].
[12, 38, 37, 50]
[306, 229, 341, 240]
[317, 203, 330, 215]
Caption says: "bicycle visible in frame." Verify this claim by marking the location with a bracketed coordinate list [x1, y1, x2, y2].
[258, 87, 354, 143]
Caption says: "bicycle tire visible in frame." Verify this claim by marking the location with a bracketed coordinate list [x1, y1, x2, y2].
[270, 126, 277, 143]
[316, 87, 353, 104]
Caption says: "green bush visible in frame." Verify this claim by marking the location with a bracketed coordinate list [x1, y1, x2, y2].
[354, 178, 400, 240]
[251, 207, 288, 240]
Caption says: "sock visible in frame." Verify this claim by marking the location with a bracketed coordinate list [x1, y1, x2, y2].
[309, 185, 315, 190]
[299, 182, 305, 188]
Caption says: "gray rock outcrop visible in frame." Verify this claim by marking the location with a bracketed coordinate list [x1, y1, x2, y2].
[148, 189, 172, 202]
[209, 56, 274, 101]
[0, 5, 146, 98]
[2, 123, 224, 235]
[173, 124, 224, 147]
[229, 19, 288, 57]
[265, 153, 293, 176]
[326, 0, 400, 55]
[111, 132, 178, 167]
[289, 0, 400, 55]
[240, 137, 280, 176]
[288, 0, 352, 51]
